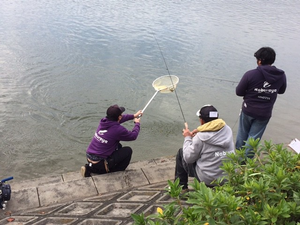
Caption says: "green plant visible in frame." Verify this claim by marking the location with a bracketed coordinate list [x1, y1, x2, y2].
[131, 138, 300, 225]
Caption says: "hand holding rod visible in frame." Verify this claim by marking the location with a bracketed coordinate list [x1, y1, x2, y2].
[184, 122, 188, 129]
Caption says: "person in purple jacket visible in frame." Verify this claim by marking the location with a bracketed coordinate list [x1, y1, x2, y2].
[81, 104, 142, 177]
[235, 47, 287, 158]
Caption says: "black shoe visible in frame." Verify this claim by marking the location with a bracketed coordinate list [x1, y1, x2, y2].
[81, 164, 91, 177]
[182, 184, 188, 190]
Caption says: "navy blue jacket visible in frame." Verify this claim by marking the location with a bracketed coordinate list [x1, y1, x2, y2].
[236, 65, 287, 120]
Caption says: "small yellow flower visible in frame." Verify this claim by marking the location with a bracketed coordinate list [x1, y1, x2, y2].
[157, 207, 163, 215]
[236, 207, 242, 211]
[204, 223, 209, 225]
[246, 196, 250, 201]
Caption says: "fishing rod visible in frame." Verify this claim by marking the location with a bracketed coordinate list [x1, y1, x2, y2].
[152, 34, 188, 129]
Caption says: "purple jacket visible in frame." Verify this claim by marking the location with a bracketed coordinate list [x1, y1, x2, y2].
[236, 65, 286, 120]
[86, 114, 140, 158]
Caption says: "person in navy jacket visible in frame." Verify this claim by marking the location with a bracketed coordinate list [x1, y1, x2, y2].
[235, 47, 287, 158]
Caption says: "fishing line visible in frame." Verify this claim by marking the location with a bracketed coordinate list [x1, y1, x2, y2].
[199, 76, 238, 84]
[152, 34, 188, 128]
[232, 109, 241, 131]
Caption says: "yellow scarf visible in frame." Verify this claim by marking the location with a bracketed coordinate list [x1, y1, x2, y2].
[197, 118, 226, 132]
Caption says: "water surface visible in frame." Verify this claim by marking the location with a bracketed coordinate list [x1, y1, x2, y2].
[1, 0, 300, 180]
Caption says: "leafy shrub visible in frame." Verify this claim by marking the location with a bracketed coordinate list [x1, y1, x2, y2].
[132, 138, 300, 225]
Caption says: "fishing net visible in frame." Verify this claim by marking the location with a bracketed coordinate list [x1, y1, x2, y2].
[141, 75, 179, 113]
[152, 75, 179, 93]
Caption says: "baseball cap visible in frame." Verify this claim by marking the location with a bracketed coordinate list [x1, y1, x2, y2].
[106, 104, 125, 121]
[196, 104, 218, 122]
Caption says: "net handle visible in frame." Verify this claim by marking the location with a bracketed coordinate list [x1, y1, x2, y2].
[141, 84, 173, 113]
[141, 90, 159, 113]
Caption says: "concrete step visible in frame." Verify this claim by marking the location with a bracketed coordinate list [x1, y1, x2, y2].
[5, 156, 176, 213]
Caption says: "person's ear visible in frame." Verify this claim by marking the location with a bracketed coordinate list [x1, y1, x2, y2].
[257, 59, 262, 65]
[200, 118, 205, 125]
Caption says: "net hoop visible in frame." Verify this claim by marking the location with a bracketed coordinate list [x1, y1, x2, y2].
[152, 75, 179, 93]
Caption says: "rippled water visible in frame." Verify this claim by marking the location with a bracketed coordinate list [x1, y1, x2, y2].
[1, 0, 300, 181]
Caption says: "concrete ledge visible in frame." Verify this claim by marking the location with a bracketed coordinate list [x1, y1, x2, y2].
[38, 178, 97, 206]
[8, 187, 40, 212]
[141, 162, 175, 183]
[62, 171, 82, 182]
[93, 169, 149, 193]
[4, 156, 176, 214]
[11, 175, 63, 191]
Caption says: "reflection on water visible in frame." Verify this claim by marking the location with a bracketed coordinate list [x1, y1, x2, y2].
[0, 0, 300, 180]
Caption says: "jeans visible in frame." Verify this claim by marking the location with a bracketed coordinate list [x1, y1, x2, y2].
[235, 111, 269, 158]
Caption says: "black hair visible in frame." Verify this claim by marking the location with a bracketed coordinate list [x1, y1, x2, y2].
[254, 47, 276, 65]
[106, 105, 124, 121]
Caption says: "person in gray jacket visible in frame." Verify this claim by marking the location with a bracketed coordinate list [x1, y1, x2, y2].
[174, 104, 235, 189]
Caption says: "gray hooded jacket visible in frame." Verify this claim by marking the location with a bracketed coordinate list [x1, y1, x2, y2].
[183, 119, 235, 186]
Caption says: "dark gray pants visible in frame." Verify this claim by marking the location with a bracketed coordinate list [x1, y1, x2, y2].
[87, 146, 132, 174]
[174, 148, 198, 189]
